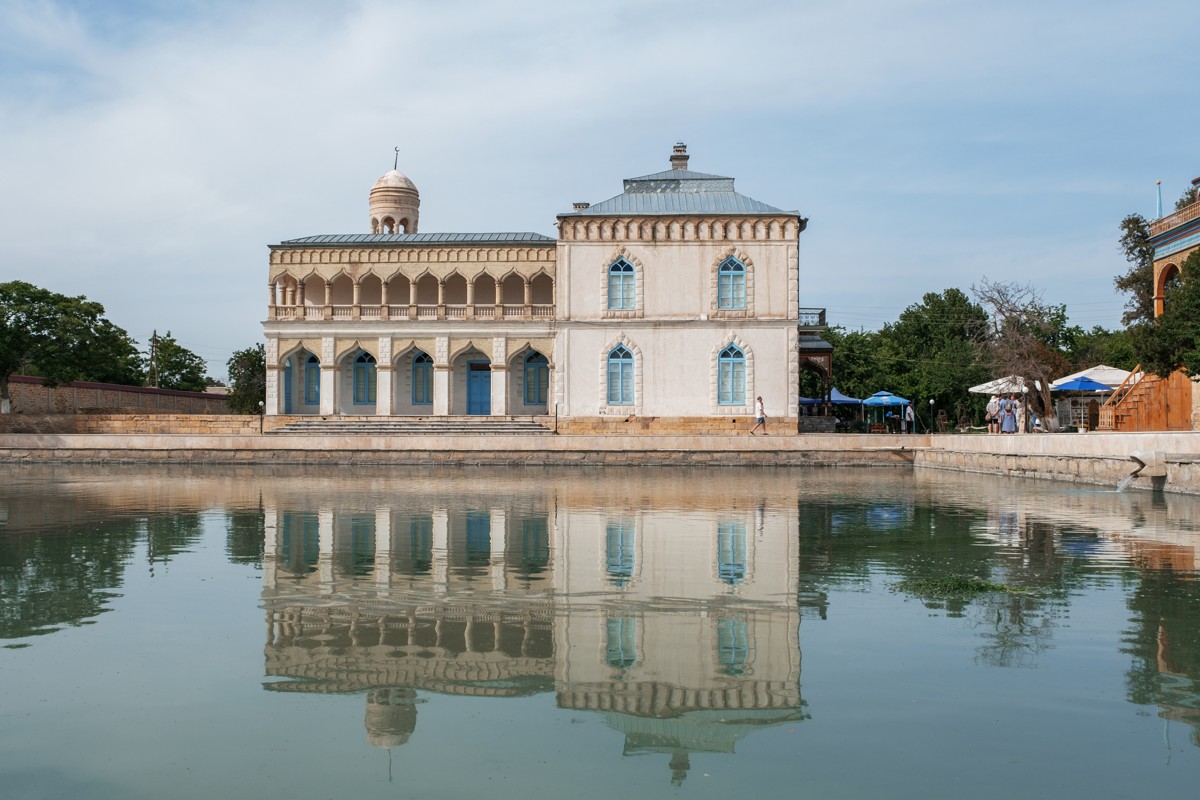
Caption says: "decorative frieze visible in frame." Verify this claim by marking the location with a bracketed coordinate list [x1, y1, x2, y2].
[558, 216, 802, 243]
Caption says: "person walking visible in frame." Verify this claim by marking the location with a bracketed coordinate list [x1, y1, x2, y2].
[904, 404, 914, 434]
[750, 396, 767, 435]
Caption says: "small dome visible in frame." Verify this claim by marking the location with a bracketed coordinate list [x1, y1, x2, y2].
[372, 169, 417, 192]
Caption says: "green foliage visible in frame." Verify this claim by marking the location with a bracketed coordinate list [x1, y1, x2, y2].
[820, 326, 885, 401]
[0, 280, 145, 407]
[1062, 325, 1136, 371]
[1175, 186, 1198, 212]
[877, 288, 990, 414]
[149, 331, 208, 392]
[1130, 250, 1200, 378]
[1114, 214, 1155, 326]
[225, 343, 266, 414]
[893, 575, 1014, 598]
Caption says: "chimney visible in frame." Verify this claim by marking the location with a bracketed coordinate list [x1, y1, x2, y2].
[572, 202, 590, 210]
[669, 142, 689, 171]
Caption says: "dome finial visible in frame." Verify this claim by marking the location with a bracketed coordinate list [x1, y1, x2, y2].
[393, 146, 399, 171]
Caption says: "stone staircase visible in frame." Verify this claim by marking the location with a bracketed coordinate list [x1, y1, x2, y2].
[267, 416, 554, 436]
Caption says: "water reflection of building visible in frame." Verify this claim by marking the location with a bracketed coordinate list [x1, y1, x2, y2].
[261, 481, 809, 783]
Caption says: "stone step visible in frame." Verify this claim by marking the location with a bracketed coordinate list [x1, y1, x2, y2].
[268, 417, 552, 436]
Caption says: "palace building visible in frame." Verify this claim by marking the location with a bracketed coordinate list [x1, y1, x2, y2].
[263, 144, 828, 428]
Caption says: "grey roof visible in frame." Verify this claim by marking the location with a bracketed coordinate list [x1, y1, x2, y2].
[277, 232, 555, 247]
[561, 167, 794, 217]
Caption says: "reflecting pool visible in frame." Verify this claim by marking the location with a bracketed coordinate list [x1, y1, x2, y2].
[2, 464, 1199, 799]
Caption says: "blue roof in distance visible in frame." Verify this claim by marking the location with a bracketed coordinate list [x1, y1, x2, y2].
[276, 232, 555, 247]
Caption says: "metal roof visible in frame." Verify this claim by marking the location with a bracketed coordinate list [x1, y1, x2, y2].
[276, 232, 555, 247]
[562, 167, 795, 217]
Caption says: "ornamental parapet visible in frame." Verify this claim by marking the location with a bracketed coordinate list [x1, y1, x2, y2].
[556, 215, 804, 242]
[1150, 202, 1200, 237]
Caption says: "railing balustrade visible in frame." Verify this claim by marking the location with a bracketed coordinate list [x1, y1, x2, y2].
[445, 305, 467, 318]
[415, 306, 438, 319]
[475, 306, 496, 318]
[531, 305, 554, 318]
[305, 307, 324, 320]
[331, 305, 353, 319]
[360, 306, 381, 319]
[797, 307, 827, 328]
[502, 305, 525, 317]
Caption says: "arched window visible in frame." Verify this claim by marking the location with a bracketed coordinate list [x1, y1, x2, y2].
[304, 354, 320, 405]
[606, 617, 638, 669]
[524, 352, 549, 405]
[717, 618, 749, 675]
[607, 258, 635, 310]
[412, 352, 432, 405]
[353, 352, 377, 404]
[607, 345, 634, 405]
[606, 521, 634, 586]
[718, 257, 746, 309]
[718, 344, 746, 405]
[717, 522, 747, 584]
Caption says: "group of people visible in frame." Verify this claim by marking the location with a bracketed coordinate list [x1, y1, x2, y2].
[985, 394, 1021, 434]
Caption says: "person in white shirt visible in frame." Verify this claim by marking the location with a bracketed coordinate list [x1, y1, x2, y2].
[750, 396, 767, 435]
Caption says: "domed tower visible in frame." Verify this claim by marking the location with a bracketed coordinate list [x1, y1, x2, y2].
[369, 167, 420, 234]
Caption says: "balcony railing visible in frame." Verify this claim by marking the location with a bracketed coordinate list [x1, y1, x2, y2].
[1150, 201, 1200, 236]
[797, 307, 827, 328]
[273, 303, 558, 321]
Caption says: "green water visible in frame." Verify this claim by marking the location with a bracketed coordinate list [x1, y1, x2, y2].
[1, 464, 1198, 799]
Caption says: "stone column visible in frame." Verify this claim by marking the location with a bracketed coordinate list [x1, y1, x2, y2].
[318, 508, 334, 591]
[380, 281, 390, 320]
[319, 337, 336, 415]
[433, 336, 451, 416]
[323, 282, 334, 321]
[432, 509, 449, 593]
[523, 278, 532, 318]
[375, 337, 393, 416]
[263, 507, 278, 589]
[466, 280, 475, 319]
[264, 337, 280, 416]
[352, 280, 362, 320]
[268, 282, 277, 320]
[491, 337, 509, 415]
[490, 508, 507, 591]
[374, 507, 392, 590]
[409, 280, 418, 320]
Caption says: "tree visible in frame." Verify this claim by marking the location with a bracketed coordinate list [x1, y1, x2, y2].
[1175, 185, 1198, 212]
[1114, 214, 1156, 327]
[877, 288, 990, 418]
[226, 343, 266, 414]
[0, 281, 144, 413]
[1062, 325, 1136, 372]
[972, 279, 1072, 431]
[148, 331, 208, 392]
[1130, 249, 1200, 378]
[817, 326, 886, 401]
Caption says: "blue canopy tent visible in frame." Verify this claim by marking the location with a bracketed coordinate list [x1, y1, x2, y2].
[862, 391, 910, 432]
[1050, 376, 1112, 393]
[830, 388, 862, 405]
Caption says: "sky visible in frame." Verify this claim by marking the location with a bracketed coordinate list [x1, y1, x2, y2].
[2, 0, 1198, 379]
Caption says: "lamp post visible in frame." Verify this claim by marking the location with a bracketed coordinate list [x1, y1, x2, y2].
[258, 400, 265, 435]
[1021, 386, 1029, 433]
[928, 398, 934, 433]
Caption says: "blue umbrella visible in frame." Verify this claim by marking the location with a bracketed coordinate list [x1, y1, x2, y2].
[862, 391, 910, 406]
[1051, 376, 1112, 392]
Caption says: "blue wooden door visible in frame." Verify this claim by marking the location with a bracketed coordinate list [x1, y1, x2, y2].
[283, 360, 293, 413]
[467, 363, 491, 415]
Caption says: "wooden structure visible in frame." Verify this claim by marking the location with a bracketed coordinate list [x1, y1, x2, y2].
[1097, 366, 1192, 431]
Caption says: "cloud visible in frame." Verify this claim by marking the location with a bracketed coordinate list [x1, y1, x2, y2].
[1, 0, 1198, 375]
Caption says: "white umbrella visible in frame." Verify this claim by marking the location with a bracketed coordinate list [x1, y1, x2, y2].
[967, 376, 1042, 395]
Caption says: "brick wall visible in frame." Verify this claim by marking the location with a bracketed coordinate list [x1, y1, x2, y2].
[0, 414, 260, 435]
[555, 416, 801, 436]
[5, 375, 230, 415]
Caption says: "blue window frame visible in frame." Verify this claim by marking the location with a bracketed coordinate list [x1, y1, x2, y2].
[412, 352, 432, 405]
[606, 617, 638, 669]
[607, 345, 634, 405]
[605, 521, 635, 586]
[304, 354, 320, 405]
[718, 257, 746, 309]
[718, 344, 746, 405]
[717, 617, 749, 675]
[524, 352, 549, 405]
[717, 522, 747, 584]
[607, 258, 635, 310]
[353, 352, 377, 404]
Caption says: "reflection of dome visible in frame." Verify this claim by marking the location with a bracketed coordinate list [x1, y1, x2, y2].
[369, 168, 420, 234]
[365, 688, 418, 748]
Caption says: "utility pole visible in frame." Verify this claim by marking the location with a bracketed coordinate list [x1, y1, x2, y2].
[149, 329, 159, 388]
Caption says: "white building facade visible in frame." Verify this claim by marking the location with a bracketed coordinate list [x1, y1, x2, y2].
[263, 144, 823, 425]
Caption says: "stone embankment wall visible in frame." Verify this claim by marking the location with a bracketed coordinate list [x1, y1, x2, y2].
[4, 375, 230, 415]
[913, 432, 1200, 494]
[0, 414, 257, 435]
